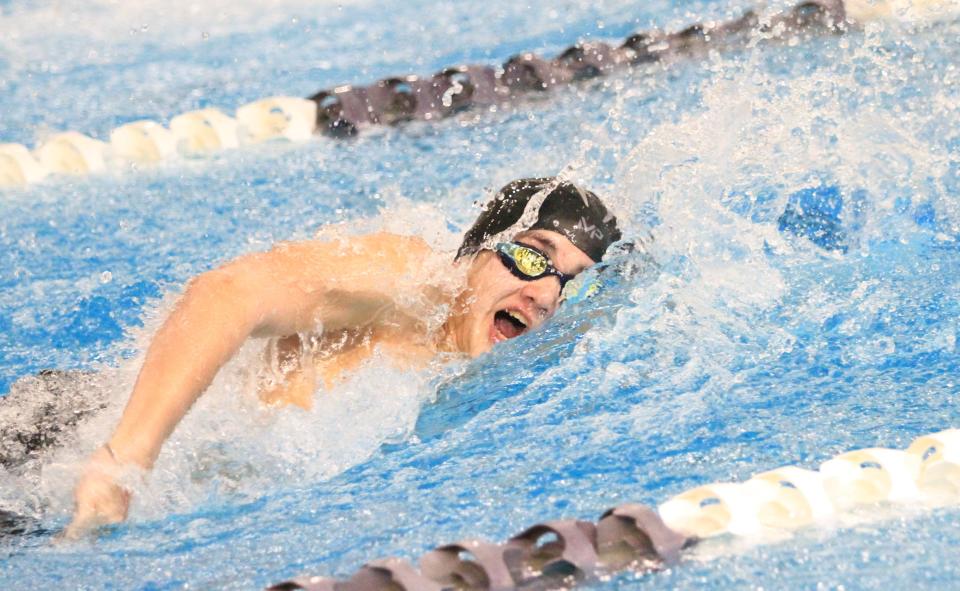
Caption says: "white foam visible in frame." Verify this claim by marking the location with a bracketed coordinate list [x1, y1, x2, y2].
[131, 341, 438, 518]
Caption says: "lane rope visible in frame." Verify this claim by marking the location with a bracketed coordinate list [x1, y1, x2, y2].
[0, 1, 853, 188]
[266, 428, 960, 590]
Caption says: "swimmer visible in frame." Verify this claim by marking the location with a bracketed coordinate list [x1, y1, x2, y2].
[63, 177, 621, 537]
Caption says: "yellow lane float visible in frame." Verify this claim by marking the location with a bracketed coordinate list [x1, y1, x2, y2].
[657, 431, 960, 541]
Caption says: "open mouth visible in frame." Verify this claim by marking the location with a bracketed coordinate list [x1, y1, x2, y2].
[493, 309, 529, 341]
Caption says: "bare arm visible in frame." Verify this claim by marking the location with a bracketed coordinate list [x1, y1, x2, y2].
[66, 233, 431, 536]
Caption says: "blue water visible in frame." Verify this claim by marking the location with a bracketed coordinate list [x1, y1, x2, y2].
[2, 0, 960, 588]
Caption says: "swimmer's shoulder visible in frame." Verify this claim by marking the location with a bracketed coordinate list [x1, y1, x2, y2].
[268, 232, 441, 284]
[269, 232, 435, 263]
[354, 233, 444, 279]
[283, 231, 431, 254]
[350, 232, 434, 257]
[328, 232, 439, 271]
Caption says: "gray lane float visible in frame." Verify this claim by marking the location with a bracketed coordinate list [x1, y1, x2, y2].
[595, 503, 688, 571]
[267, 505, 687, 590]
[267, 426, 960, 590]
[420, 540, 518, 590]
[306, 0, 847, 138]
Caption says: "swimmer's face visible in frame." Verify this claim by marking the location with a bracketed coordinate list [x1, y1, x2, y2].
[453, 229, 595, 357]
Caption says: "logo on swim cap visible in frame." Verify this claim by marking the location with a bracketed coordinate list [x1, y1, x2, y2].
[457, 177, 621, 262]
[573, 216, 605, 241]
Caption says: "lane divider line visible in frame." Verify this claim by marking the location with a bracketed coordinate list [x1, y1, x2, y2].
[265, 428, 960, 590]
[0, 1, 855, 189]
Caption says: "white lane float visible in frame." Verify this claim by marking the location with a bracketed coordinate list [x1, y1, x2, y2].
[907, 429, 960, 500]
[656, 429, 960, 543]
[0, 143, 48, 186]
[110, 120, 177, 164]
[819, 448, 921, 508]
[169, 108, 240, 156]
[33, 132, 107, 175]
[236, 96, 317, 143]
[746, 466, 836, 528]
[658, 481, 784, 538]
[844, 0, 960, 24]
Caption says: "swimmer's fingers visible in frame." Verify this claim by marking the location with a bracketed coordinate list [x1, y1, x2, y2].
[62, 447, 132, 540]
[63, 487, 130, 540]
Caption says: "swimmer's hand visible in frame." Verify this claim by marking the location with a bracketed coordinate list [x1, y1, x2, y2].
[63, 445, 132, 539]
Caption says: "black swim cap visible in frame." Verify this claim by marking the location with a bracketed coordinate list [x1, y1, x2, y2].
[457, 177, 621, 262]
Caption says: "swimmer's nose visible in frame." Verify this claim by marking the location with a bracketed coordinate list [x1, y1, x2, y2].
[519, 277, 561, 322]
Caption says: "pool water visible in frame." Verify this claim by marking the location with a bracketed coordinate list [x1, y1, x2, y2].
[2, 0, 960, 588]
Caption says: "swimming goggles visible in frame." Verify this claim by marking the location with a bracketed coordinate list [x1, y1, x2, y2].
[495, 241, 575, 290]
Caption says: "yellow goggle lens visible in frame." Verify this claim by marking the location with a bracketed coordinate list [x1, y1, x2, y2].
[513, 246, 548, 276]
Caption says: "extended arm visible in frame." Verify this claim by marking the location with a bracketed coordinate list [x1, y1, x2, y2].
[66, 234, 429, 536]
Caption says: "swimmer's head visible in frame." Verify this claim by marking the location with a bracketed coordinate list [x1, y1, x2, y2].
[447, 177, 621, 356]
[457, 177, 622, 263]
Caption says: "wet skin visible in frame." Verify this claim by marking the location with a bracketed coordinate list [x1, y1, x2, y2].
[446, 229, 596, 357]
[67, 228, 596, 536]
[259, 228, 596, 407]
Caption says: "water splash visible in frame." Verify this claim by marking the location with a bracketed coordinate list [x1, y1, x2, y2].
[1, 2, 959, 589]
